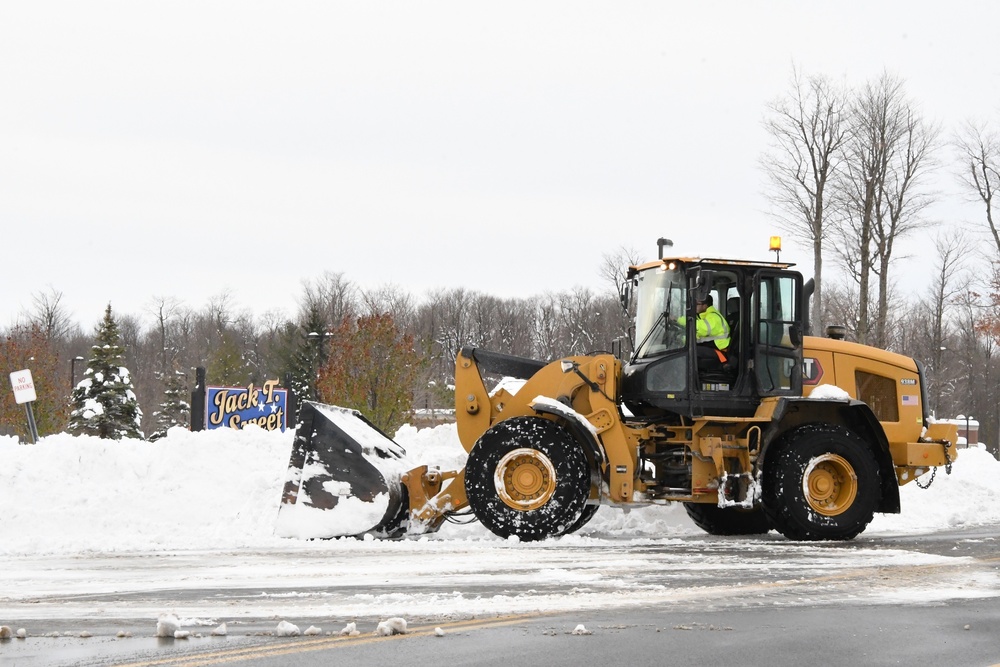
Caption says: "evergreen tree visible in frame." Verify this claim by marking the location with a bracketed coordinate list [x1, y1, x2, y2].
[206, 330, 247, 386]
[148, 364, 191, 441]
[68, 304, 144, 439]
[287, 305, 330, 407]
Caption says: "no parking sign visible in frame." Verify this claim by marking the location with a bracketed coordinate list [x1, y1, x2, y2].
[9, 368, 39, 442]
[10, 369, 37, 404]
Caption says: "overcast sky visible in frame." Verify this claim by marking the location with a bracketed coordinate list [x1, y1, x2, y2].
[2, 2, 997, 329]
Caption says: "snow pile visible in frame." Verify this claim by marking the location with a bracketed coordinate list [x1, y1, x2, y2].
[375, 617, 407, 636]
[0, 421, 999, 557]
[868, 445, 1000, 533]
[155, 614, 180, 638]
[0, 426, 291, 555]
[274, 620, 300, 637]
[0, 420, 477, 556]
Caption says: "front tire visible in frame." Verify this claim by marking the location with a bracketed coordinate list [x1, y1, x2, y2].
[465, 417, 591, 541]
[762, 424, 881, 541]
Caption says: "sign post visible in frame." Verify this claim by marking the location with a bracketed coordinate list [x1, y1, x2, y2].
[10, 369, 39, 443]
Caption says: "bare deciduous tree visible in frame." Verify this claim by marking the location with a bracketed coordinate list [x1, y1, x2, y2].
[147, 296, 183, 375]
[894, 232, 969, 415]
[927, 232, 969, 399]
[361, 283, 415, 329]
[955, 120, 1000, 257]
[24, 287, 76, 340]
[762, 68, 849, 335]
[835, 73, 938, 347]
[599, 246, 641, 294]
[300, 271, 357, 329]
[600, 246, 642, 355]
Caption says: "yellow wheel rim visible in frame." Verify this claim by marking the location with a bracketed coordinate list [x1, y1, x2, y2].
[802, 453, 858, 516]
[495, 448, 557, 511]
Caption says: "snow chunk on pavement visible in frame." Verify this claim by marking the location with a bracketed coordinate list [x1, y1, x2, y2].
[340, 622, 360, 636]
[375, 618, 407, 635]
[571, 624, 592, 635]
[275, 620, 300, 637]
[434, 627, 445, 637]
[155, 614, 180, 638]
[0, 626, 11, 639]
[303, 625, 322, 636]
[211, 623, 227, 636]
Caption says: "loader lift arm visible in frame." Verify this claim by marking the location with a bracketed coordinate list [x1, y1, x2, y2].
[276, 347, 619, 539]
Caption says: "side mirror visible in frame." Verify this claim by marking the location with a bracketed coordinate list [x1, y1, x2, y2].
[619, 280, 632, 315]
[690, 268, 716, 304]
[789, 323, 803, 348]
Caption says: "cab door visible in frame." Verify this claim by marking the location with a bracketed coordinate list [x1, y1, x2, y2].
[753, 271, 803, 396]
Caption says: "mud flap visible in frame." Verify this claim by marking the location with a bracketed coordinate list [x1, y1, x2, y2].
[275, 401, 409, 539]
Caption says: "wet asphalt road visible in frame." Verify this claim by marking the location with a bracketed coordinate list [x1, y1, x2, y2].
[3, 526, 1000, 666]
[6, 601, 1000, 667]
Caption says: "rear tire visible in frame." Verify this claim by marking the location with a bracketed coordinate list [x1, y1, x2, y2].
[562, 503, 600, 536]
[683, 503, 771, 536]
[465, 417, 591, 541]
[762, 424, 881, 541]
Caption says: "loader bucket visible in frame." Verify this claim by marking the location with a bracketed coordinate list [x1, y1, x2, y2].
[275, 401, 409, 539]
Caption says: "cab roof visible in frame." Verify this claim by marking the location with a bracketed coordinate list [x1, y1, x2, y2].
[629, 257, 796, 273]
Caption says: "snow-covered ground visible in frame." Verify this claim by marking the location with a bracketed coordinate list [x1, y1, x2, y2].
[2, 422, 997, 555]
[1, 422, 999, 626]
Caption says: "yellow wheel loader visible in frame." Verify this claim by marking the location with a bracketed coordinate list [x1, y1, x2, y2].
[276, 250, 957, 542]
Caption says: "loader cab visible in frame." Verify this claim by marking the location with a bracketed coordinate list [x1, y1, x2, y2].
[621, 258, 804, 419]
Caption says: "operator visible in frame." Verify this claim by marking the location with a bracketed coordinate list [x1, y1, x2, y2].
[681, 295, 731, 373]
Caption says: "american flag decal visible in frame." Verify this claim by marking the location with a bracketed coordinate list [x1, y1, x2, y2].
[902, 395, 918, 406]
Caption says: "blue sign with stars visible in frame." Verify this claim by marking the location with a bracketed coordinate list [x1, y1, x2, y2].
[205, 380, 288, 432]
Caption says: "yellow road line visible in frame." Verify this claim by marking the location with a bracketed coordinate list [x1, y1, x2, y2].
[115, 614, 544, 667]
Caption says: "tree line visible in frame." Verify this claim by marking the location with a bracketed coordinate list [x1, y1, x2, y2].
[0, 272, 630, 440]
[763, 67, 1000, 450]
[3, 66, 1000, 449]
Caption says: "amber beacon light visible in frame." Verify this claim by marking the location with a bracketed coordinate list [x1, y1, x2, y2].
[769, 236, 782, 262]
